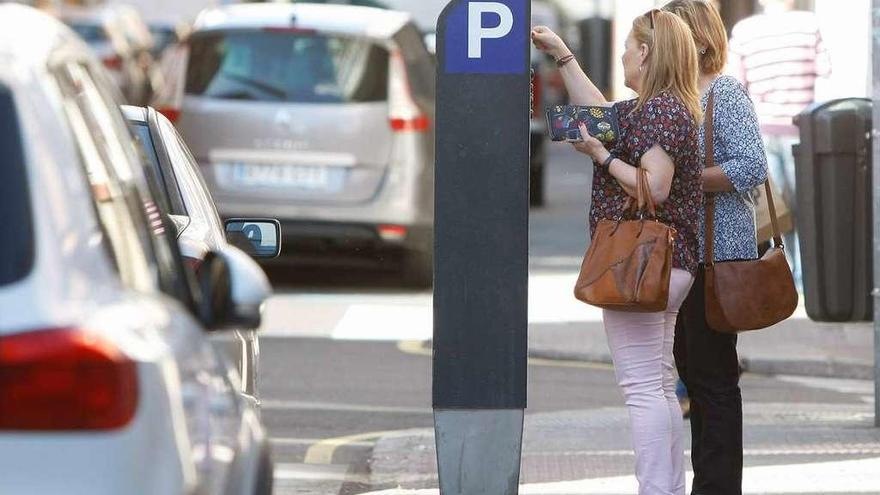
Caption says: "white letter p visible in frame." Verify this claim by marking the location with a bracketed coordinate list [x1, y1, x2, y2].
[468, 2, 513, 59]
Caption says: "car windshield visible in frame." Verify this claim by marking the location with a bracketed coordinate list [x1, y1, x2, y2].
[68, 22, 108, 43]
[185, 30, 388, 103]
[149, 26, 177, 50]
[0, 84, 34, 286]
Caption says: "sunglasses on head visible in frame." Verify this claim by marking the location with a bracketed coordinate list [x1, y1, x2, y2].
[645, 8, 660, 30]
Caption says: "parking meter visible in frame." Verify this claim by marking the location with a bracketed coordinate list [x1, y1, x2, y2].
[433, 1, 530, 493]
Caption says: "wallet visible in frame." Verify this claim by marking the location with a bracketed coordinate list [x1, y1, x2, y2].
[546, 104, 620, 144]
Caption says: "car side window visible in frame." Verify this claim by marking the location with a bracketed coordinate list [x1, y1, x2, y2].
[53, 62, 157, 292]
[158, 118, 224, 234]
[53, 61, 188, 301]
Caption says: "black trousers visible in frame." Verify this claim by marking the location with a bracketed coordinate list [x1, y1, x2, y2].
[673, 266, 743, 495]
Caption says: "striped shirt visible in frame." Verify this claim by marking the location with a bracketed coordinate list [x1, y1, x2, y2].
[729, 11, 831, 136]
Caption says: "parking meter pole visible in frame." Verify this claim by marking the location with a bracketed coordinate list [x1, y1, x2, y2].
[433, 1, 530, 492]
[872, 0, 880, 427]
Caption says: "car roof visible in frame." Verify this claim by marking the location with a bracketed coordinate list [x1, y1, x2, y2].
[194, 3, 412, 39]
[0, 5, 86, 68]
[377, 0, 448, 33]
[121, 104, 149, 124]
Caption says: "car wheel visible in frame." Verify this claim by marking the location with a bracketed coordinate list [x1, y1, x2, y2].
[529, 161, 545, 207]
[402, 249, 433, 288]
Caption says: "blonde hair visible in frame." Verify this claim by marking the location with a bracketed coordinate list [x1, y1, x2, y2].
[662, 0, 728, 75]
[631, 9, 702, 123]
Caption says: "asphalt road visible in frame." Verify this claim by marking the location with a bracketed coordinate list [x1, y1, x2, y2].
[249, 145, 877, 494]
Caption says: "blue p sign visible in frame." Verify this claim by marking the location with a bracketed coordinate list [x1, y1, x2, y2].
[443, 0, 528, 74]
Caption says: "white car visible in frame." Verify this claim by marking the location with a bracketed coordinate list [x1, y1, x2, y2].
[124, 104, 281, 409]
[0, 6, 272, 494]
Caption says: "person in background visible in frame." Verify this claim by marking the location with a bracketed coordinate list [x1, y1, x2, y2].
[728, 0, 831, 291]
[662, 2, 769, 494]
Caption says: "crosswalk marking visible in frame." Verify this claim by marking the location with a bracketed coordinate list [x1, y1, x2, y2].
[260, 271, 603, 340]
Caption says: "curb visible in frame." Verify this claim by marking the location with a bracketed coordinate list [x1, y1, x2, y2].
[528, 347, 874, 380]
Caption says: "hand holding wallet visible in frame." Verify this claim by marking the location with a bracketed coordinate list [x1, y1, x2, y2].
[546, 105, 620, 144]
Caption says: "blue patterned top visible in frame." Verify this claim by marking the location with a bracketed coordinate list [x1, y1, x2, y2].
[699, 75, 768, 262]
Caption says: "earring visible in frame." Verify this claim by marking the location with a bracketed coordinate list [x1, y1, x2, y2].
[700, 48, 707, 55]
[638, 65, 643, 73]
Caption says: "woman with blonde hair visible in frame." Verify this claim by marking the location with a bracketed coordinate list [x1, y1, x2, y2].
[662, 1, 768, 494]
[533, 10, 702, 494]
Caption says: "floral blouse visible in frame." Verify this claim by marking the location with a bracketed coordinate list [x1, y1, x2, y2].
[591, 91, 702, 275]
[699, 75, 768, 262]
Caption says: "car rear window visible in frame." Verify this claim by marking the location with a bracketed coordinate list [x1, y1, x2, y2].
[185, 30, 388, 103]
[0, 84, 34, 286]
[69, 23, 108, 43]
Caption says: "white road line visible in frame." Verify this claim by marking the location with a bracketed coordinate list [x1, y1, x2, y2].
[270, 437, 372, 447]
[273, 462, 370, 482]
[776, 375, 875, 396]
[522, 444, 880, 457]
[262, 399, 432, 415]
[260, 272, 605, 340]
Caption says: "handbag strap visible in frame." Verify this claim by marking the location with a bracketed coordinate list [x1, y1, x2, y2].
[640, 168, 657, 217]
[704, 91, 718, 265]
[703, 85, 783, 268]
[624, 168, 657, 219]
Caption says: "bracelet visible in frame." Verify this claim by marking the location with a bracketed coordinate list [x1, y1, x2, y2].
[601, 154, 616, 168]
[556, 53, 575, 68]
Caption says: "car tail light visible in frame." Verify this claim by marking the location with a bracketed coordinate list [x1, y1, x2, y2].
[388, 50, 430, 133]
[531, 69, 542, 121]
[390, 116, 430, 132]
[158, 107, 181, 123]
[378, 224, 408, 242]
[0, 328, 138, 431]
[102, 55, 123, 71]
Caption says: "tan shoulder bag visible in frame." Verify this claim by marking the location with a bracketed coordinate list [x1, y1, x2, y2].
[574, 168, 676, 312]
[703, 90, 799, 332]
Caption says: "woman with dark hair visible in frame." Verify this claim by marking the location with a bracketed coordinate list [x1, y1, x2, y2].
[533, 10, 703, 494]
[662, 2, 769, 494]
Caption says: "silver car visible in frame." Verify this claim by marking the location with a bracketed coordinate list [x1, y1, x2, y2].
[124, 104, 280, 409]
[160, 3, 436, 286]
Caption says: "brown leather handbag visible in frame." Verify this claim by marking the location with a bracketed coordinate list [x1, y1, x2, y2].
[574, 168, 676, 312]
[703, 91, 799, 333]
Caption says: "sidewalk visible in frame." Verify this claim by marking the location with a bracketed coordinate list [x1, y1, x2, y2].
[363, 402, 880, 494]
[528, 302, 875, 380]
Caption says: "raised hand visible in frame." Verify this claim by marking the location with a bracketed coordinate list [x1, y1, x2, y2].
[530, 26, 570, 59]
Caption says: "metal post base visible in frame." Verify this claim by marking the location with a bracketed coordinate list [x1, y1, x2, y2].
[433, 409, 524, 495]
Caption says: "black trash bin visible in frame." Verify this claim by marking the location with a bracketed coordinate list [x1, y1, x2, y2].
[794, 98, 873, 322]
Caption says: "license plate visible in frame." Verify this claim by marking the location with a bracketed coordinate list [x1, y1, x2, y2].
[228, 163, 333, 190]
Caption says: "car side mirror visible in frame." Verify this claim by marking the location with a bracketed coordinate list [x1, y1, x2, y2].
[224, 218, 281, 259]
[197, 246, 272, 331]
[196, 251, 234, 330]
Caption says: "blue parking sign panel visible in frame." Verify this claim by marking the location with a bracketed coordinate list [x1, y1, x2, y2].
[443, 0, 528, 74]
